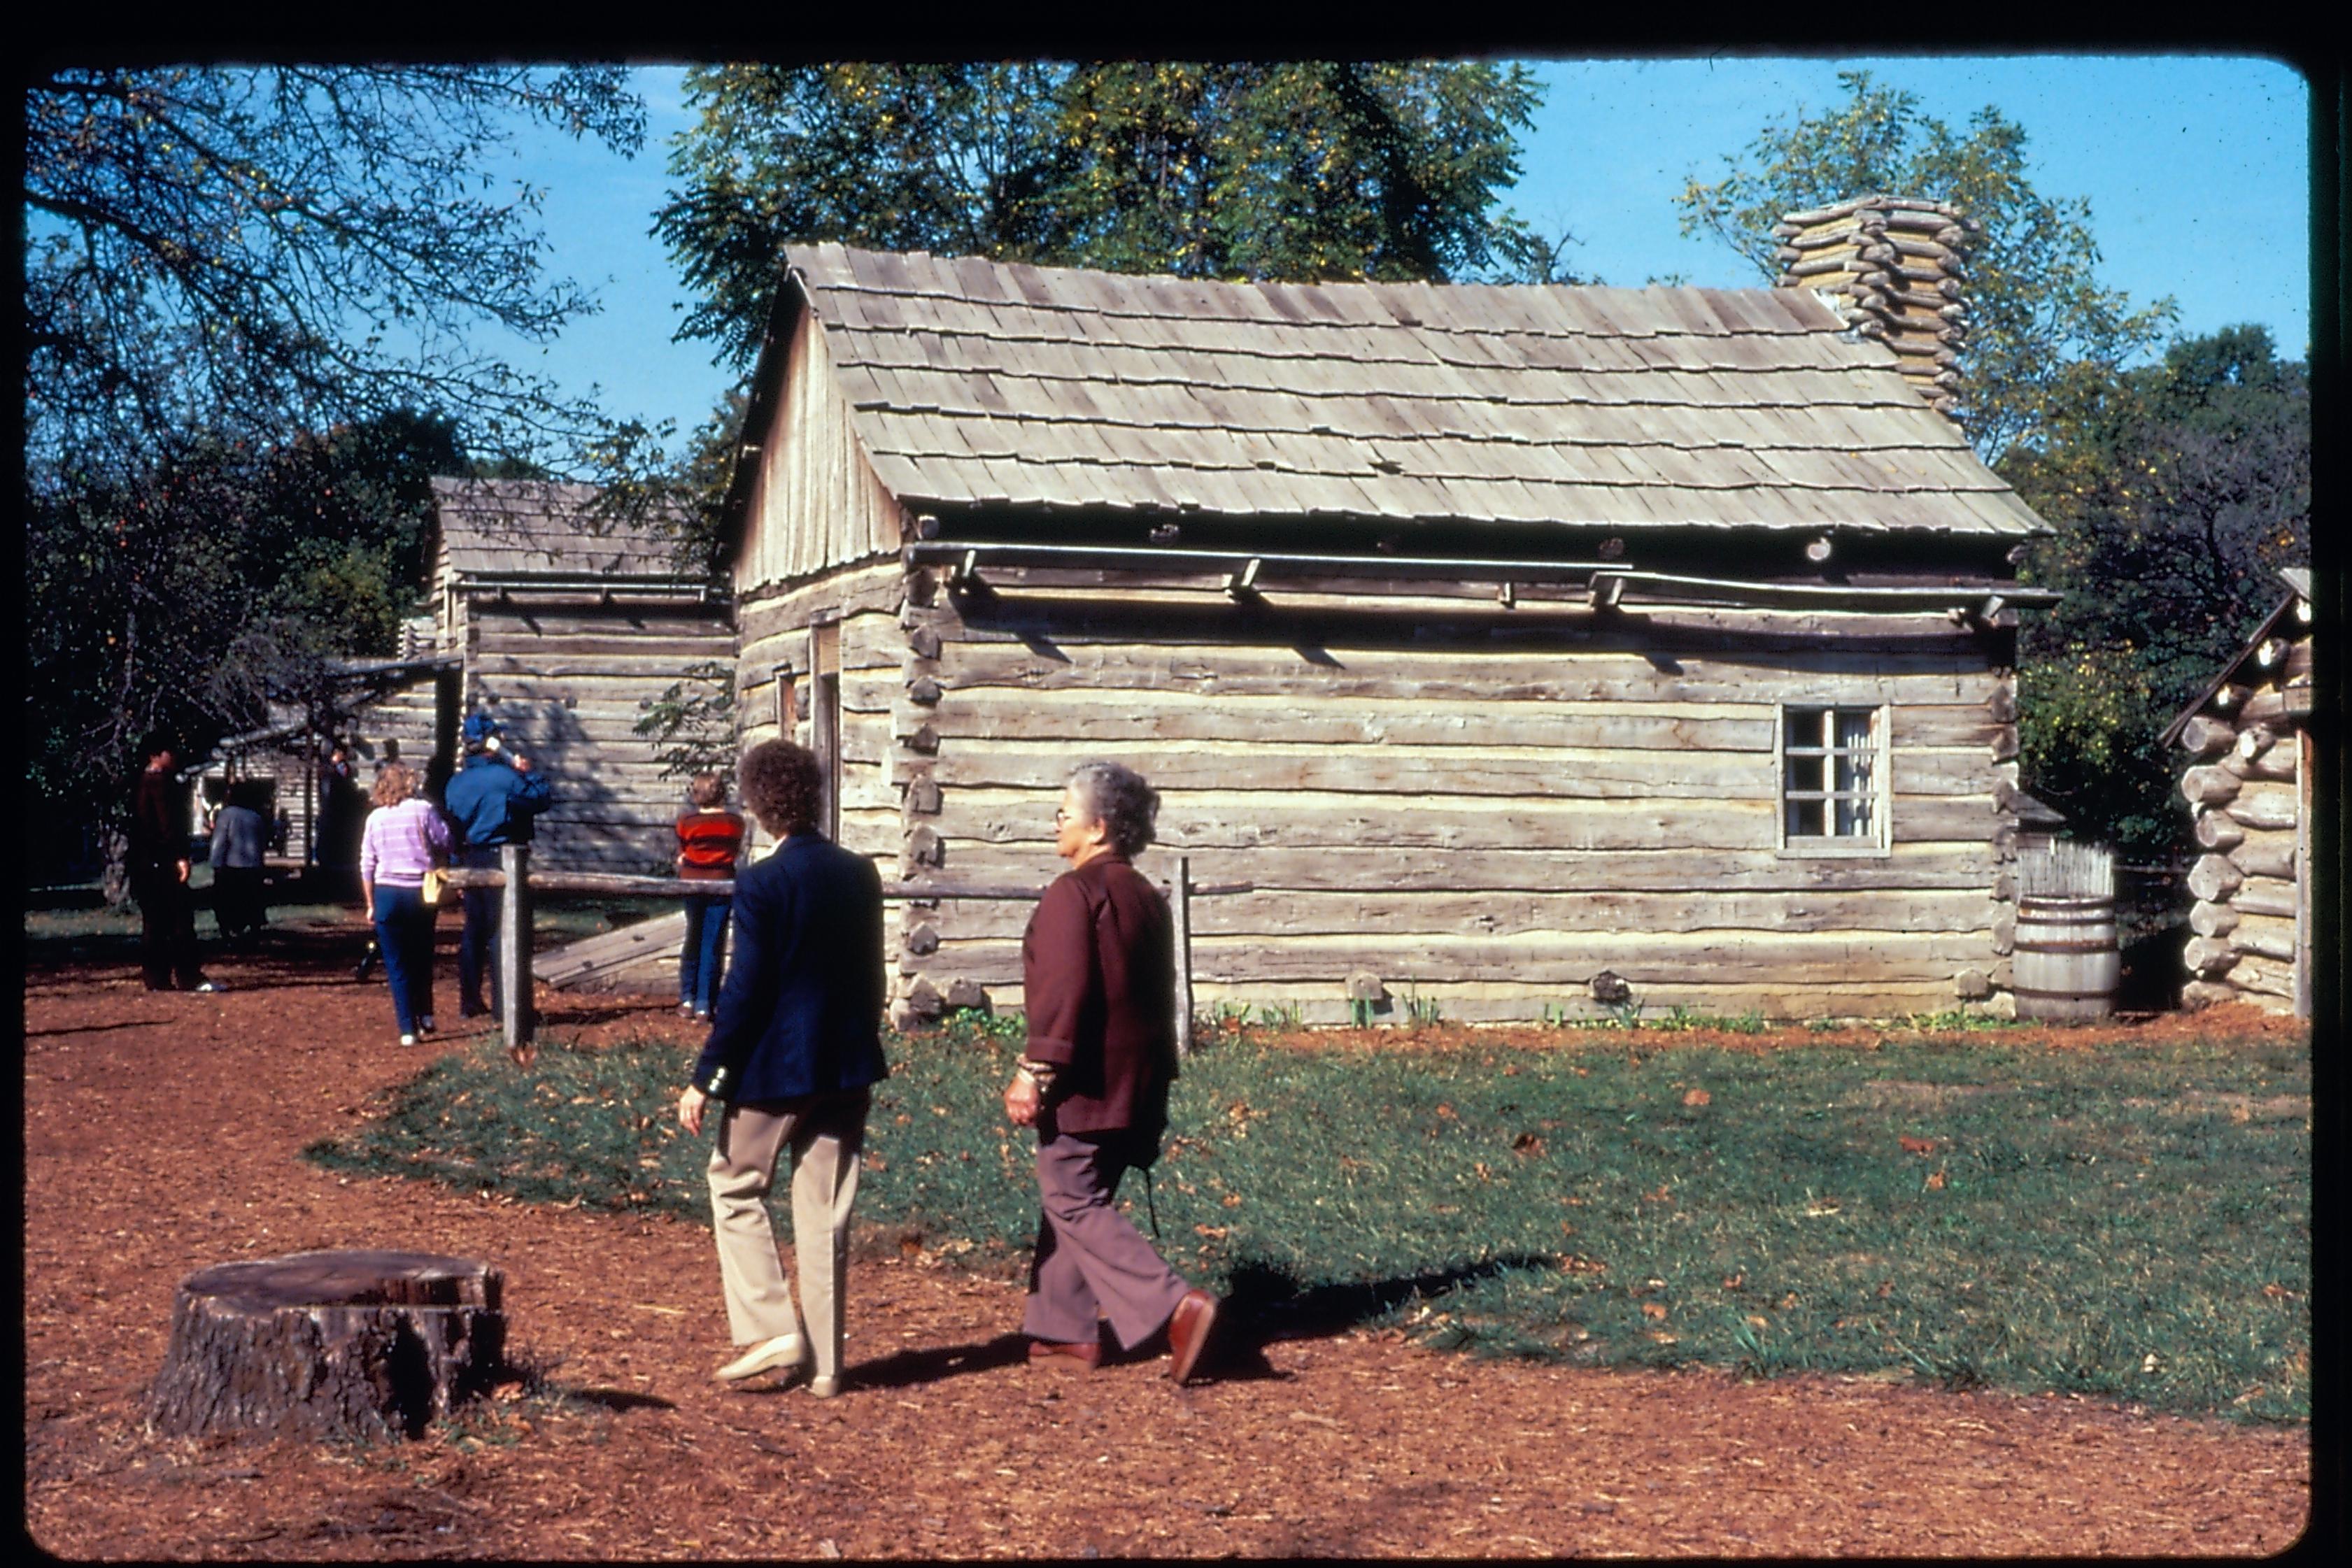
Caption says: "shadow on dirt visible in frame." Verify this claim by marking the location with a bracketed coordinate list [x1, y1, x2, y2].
[836, 1332, 1031, 1392]
[559, 1386, 678, 1413]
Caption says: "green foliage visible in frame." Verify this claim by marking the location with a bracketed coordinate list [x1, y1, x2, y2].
[313, 1025, 2309, 1422]
[24, 66, 645, 478]
[2004, 327, 2310, 859]
[657, 62, 1545, 367]
[632, 660, 741, 781]
[22, 66, 660, 876]
[1676, 70, 2175, 463]
[22, 410, 470, 829]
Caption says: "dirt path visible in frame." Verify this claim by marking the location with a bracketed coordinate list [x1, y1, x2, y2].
[20, 926, 2312, 1558]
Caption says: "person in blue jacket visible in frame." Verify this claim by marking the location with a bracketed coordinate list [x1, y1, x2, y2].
[676, 738, 887, 1399]
[441, 711, 553, 1018]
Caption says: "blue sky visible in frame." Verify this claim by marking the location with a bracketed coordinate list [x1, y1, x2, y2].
[495, 55, 2312, 450]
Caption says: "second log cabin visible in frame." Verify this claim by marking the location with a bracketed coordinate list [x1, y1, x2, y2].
[720, 200, 2057, 1025]
[430, 478, 732, 874]
[2162, 566, 2316, 1018]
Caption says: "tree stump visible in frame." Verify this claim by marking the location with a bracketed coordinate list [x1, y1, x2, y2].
[146, 1250, 506, 1443]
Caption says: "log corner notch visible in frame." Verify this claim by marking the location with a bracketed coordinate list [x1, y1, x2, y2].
[146, 1251, 506, 1444]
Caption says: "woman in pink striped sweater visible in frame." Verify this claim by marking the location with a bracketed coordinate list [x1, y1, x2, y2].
[359, 764, 453, 1046]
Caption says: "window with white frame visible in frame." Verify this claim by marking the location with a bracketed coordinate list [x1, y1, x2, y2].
[1779, 705, 1886, 850]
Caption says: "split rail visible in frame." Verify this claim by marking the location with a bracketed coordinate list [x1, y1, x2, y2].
[442, 847, 1246, 1060]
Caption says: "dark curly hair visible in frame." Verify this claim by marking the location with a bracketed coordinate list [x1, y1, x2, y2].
[737, 739, 823, 836]
[1067, 760, 1159, 857]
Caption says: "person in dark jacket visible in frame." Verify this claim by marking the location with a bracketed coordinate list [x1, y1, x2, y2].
[441, 712, 553, 1018]
[208, 780, 269, 945]
[1003, 760, 1218, 1384]
[127, 732, 217, 992]
[676, 739, 887, 1399]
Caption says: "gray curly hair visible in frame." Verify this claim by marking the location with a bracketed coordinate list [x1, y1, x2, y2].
[1066, 760, 1159, 857]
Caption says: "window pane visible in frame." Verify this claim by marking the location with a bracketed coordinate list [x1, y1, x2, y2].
[1784, 750, 1824, 797]
[1785, 708, 1825, 751]
[1787, 797, 1824, 837]
[1834, 792, 1873, 837]
[1834, 709, 1873, 750]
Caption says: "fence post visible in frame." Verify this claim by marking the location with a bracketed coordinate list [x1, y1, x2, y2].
[500, 843, 534, 1060]
[1173, 853, 1194, 1057]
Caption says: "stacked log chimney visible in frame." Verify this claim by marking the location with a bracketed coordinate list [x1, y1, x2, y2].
[1775, 195, 1980, 420]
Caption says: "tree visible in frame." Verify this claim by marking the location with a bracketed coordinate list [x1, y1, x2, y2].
[632, 661, 740, 782]
[22, 411, 474, 877]
[1676, 71, 2176, 463]
[24, 66, 645, 482]
[23, 66, 658, 880]
[2003, 327, 2310, 858]
[656, 61, 1544, 368]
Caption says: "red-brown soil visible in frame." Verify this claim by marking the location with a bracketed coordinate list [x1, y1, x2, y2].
[20, 918, 2312, 1558]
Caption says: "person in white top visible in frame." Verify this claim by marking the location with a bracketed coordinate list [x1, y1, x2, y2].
[357, 764, 452, 1046]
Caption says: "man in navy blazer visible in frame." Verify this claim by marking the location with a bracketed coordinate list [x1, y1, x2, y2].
[677, 739, 888, 1399]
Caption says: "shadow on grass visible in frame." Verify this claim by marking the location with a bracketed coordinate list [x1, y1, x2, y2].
[1224, 1254, 1560, 1346]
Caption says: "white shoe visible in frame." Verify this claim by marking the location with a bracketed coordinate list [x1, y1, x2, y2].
[399, 1034, 417, 1047]
[807, 1374, 844, 1399]
[715, 1333, 809, 1383]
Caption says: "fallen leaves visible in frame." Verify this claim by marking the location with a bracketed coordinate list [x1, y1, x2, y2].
[1899, 1135, 1939, 1156]
[1682, 1088, 1712, 1107]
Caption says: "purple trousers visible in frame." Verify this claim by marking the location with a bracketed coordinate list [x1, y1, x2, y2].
[1023, 1127, 1191, 1351]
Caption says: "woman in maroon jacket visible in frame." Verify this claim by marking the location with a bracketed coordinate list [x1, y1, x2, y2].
[1002, 761, 1219, 1384]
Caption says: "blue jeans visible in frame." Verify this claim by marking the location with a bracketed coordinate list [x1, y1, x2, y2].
[371, 884, 437, 1036]
[679, 893, 732, 1015]
[457, 845, 502, 1014]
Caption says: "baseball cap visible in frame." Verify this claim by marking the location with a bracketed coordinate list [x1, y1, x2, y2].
[462, 712, 504, 747]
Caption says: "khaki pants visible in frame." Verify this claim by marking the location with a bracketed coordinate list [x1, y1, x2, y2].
[706, 1088, 870, 1380]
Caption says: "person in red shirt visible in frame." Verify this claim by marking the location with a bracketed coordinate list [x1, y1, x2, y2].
[675, 771, 747, 1021]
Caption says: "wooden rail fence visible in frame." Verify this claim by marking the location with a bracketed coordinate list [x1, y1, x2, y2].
[444, 846, 1247, 1059]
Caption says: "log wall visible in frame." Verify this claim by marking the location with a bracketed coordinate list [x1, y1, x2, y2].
[889, 571, 2017, 1025]
[2174, 613, 2314, 1018]
[735, 562, 911, 880]
[464, 597, 735, 874]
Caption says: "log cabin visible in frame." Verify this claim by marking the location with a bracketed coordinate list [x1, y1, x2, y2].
[2162, 566, 2315, 1018]
[719, 197, 2060, 1025]
[197, 640, 455, 869]
[428, 478, 732, 874]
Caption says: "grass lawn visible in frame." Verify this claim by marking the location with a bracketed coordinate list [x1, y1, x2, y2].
[303, 1013, 2310, 1424]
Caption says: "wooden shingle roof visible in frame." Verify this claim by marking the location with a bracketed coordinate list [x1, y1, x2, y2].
[784, 242, 2047, 537]
[431, 478, 694, 580]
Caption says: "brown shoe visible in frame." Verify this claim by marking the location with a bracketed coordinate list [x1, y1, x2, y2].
[1028, 1338, 1101, 1371]
[1166, 1289, 1219, 1385]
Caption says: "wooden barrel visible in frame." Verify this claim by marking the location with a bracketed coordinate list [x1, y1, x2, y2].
[2013, 892, 2120, 1021]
